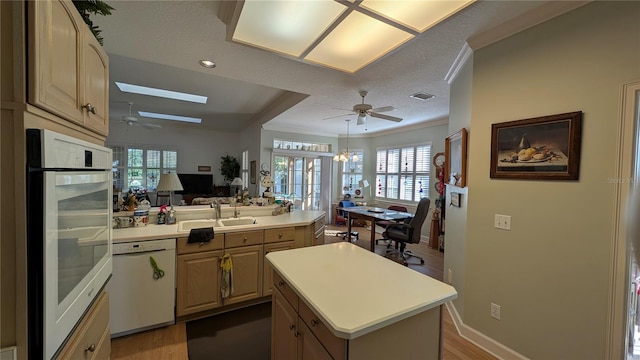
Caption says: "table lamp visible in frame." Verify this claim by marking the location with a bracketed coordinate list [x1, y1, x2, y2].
[156, 172, 184, 207]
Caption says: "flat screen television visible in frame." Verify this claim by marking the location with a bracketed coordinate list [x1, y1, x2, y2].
[176, 174, 213, 195]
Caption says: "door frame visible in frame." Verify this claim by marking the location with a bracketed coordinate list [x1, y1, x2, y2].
[608, 79, 640, 358]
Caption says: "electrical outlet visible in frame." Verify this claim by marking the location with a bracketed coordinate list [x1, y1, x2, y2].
[447, 269, 453, 284]
[494, 214, 511, 230]
[490, 303, 501, 320]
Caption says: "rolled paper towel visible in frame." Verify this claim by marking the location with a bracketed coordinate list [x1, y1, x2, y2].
[188, 227, 214, 244]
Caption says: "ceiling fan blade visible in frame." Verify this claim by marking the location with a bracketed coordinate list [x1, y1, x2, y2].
[370, 112, 403, 122]
[141, 123, 161, 129]
[322, 113, 353, 120]
[370, 106, 395, 113]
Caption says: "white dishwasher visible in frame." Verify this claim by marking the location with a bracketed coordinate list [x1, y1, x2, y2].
[106, 238, 176, 337]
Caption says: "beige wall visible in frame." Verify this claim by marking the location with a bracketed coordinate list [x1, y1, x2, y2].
[464, 2, 640, 358]
[444, 51, 473, 317]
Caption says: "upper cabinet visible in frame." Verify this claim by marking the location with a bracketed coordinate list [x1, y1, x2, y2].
[27, 0, 109, 136]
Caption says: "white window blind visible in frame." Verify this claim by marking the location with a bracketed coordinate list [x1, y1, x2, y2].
[108, 144, 177, 191]
[376, 143, 431, 202]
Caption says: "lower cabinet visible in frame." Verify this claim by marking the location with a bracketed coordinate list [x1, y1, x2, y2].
[263, 240, 296, 296]
[176, 249, 224, 317]
[271, 272, 346, 360]
[223, 244, 263, 305]
[56, 290, 110, 359]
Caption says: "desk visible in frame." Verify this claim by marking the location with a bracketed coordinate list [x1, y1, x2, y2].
[342, 206, 413, 251]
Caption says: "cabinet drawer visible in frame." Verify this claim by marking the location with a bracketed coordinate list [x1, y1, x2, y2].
[177, 235, 224, 254]
[56, 290, 110, 359]
[264, 227, 296, 243]
[299, 300, 347, 360]
[225, 230, 263, 248]
[314, 218, 326, 232]
[273, 271, 298, 311]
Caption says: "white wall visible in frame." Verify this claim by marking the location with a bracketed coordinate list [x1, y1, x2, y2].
[464, 2, 640, 358]
[107, 124, 241, 185]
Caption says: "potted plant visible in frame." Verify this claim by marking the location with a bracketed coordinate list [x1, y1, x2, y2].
[220, 154, 240, 184]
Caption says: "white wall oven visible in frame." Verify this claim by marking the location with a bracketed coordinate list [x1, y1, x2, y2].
[26, 129, 112, 359]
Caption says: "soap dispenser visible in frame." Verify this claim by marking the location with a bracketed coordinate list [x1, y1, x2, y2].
[167, 206, 176, 225]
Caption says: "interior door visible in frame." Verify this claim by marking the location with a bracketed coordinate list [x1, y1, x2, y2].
[273, 154, 325, 211]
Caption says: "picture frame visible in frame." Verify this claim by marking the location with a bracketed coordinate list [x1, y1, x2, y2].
[197, 165, 211, 172]
[250, 160, 257, 184]
[445, 128, 468, 188]
[490, 111, 582, 180]
[450, 192, 461, 207]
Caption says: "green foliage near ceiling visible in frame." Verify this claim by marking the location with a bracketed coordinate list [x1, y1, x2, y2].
[72, 0, 114, 46]
[220, 154, 240, 183]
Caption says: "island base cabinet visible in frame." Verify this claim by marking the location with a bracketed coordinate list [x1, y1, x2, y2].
[272, 288, 298, 360]
[176, 250, 223, 317]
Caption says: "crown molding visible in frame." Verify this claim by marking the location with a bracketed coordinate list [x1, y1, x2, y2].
[445, 43, 473, 85]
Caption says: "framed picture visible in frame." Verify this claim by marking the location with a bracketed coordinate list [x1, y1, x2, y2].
[197, 165, 211, 172]
[250, 160, 257, 184]
[450, 192, 461, 207]
[445, 128, 468, 188]
[490, 111, 582, 180]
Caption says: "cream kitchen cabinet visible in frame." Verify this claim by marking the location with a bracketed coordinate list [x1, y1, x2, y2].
[56, 290, 110, 360]
[223, 230, 264, 305]
[263, 227, 297, 296]
[28, 0, 109, 136]
[271, 272, 345, 360]
[176, 235, 224, 317]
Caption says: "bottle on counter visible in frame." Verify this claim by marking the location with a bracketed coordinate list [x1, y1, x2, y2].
[167, 206, 176, 225]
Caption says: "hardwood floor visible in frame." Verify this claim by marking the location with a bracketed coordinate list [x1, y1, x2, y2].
[111, 224, 497, 360]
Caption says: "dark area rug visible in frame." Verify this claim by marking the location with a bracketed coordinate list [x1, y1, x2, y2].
[186, 301, 272, 360]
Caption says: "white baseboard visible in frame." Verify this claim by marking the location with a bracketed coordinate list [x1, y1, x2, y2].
[0, 347, 17, 360]
[445, 302, 529, 360]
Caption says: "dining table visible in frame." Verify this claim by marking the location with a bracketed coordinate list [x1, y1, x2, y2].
[341, 206, 413, 251]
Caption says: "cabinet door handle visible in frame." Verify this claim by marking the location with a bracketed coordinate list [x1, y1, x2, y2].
[243, 237, 248, 242]
[278, 233, 283, 238]
[82, 103, 97, 114]
[310, 319, 318, 327]
[84, 344, 96, 352]
[278, 280, 284, 287]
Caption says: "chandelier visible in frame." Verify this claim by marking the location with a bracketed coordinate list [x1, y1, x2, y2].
[333, 119, 359, 162]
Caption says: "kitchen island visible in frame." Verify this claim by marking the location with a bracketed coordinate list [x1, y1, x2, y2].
[266, 242, 457, 360]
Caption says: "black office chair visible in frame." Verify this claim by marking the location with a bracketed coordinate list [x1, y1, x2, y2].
[383, 198, 430, 265]
[375, 205, 408, 246]
[335, 200, 359, 241]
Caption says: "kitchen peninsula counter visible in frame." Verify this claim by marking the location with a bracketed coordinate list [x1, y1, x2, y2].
[112, 210, 325, 243]
[266, 242, 457, 359]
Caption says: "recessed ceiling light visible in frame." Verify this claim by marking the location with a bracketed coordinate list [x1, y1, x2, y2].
[409, 92, 435, 101]
[138, 111, 202, 124]
[199, 60, 216, 68]
[115, 81, 208, 104]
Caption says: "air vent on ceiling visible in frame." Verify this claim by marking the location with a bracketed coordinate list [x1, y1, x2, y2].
[409, 92, 435, 101]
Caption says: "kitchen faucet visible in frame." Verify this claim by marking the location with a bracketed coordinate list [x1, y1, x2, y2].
[211, 200, 221, 220]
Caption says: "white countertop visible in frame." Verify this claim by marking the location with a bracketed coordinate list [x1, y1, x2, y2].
[266, 242, 457, 340]
[112, 210, 325, 242]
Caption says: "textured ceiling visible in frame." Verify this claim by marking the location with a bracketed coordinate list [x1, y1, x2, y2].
[95, 0, 577, 137]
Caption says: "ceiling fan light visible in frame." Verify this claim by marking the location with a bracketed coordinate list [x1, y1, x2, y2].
[357, 114, 366, 125]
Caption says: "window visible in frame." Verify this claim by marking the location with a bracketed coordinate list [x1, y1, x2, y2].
[376, 144, 430, 202]
[241, 150, 249, 188]
[341, 150, 363, 195]
[109, 144, 177, 191]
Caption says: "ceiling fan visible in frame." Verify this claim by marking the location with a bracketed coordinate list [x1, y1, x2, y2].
[120, 102, 161, 130]
[324, 90, 402, 126]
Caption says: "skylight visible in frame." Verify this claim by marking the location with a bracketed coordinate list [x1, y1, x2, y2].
[138, 111, 202, 124]
[115, 82, 208, 104]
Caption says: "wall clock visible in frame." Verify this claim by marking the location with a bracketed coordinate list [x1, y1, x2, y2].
[433, 152, 445, 168]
